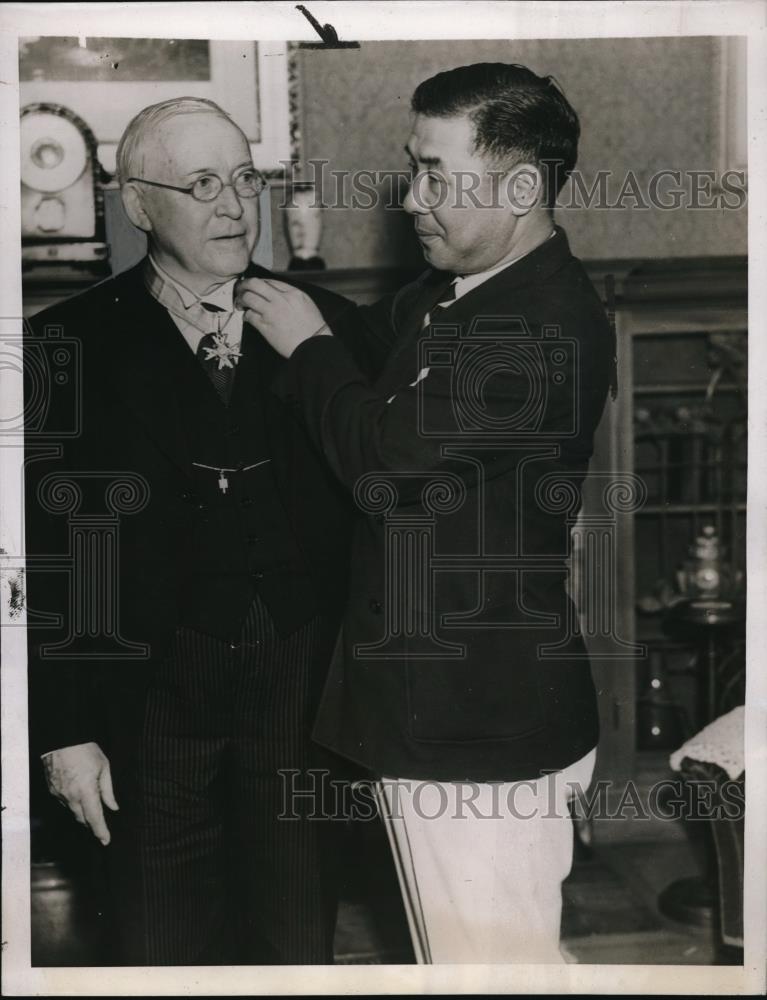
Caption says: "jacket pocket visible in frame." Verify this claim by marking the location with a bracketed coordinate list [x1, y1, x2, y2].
[405, 648, 546, 743]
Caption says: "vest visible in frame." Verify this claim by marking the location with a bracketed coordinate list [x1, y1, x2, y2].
[175, 327, 319, 640]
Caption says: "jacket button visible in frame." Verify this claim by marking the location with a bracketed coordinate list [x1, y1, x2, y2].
[229, 641, 240, 651]
[252, 571, 264, 581]
[369, 598, 382, 614]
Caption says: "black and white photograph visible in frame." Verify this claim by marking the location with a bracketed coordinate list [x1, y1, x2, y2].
[1, 2, 765, 995]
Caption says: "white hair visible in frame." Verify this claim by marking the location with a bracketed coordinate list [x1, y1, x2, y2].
[116, 97, 238, 183]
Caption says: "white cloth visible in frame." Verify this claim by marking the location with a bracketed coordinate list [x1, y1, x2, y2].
[377, 747, 597, 964]
[669, 705, 744, 780]
[148, 255, 243, 353]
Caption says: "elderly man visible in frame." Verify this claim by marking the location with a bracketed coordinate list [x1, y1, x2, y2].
[237, 63, 615, 963]
[26, 97, 354, 964]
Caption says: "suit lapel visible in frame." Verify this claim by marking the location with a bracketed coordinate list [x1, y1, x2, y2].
[230, 261, 290, 458]
[377, 270, 457, 394]
[104, 270, 204, 478]
[231, 321, 279, 406]
[102, 259, 333, 483]
[398, 269, 456, 342]
[442, 231, 572, 326]
[233, 322, 291, 469]
[380, 227, 575, 392]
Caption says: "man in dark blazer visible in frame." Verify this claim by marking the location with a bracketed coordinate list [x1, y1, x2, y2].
[237, 64, 615, 963]
[25, 97, 356, 965]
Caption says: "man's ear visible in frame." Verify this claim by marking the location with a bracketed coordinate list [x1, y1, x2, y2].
[503, 163, 544, 217]
[121, 183, 153, 233]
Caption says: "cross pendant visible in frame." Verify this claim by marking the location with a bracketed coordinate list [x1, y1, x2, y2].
[218, 471, 229, 494]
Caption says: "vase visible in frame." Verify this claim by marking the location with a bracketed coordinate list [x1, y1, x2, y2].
[284, 183, 324, 270]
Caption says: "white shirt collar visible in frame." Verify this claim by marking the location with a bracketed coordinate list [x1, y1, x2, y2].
[451, 229, 557, 302]
[148, 255, 237, 312]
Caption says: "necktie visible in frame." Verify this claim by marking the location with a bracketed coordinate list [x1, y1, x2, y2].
[196, 303, 237, 404]
[385, 272, 458, 400]
[423, 277, 458, 328]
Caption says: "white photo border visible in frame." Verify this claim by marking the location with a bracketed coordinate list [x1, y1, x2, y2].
[1, 2, 765, 997]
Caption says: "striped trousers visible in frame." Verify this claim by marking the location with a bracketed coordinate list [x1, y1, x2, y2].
[105, 596, 338, 965]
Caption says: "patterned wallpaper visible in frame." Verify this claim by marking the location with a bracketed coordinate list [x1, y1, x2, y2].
[271, 36, 746, 270]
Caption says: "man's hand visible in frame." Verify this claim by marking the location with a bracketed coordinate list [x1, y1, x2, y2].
[42, 742, 119, 846]
[236, 278, 331, 358]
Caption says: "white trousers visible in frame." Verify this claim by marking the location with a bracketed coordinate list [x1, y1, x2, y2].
[377, 748, 596, 964]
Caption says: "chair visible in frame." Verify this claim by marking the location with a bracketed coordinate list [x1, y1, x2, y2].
[665, 706, 744, 956]
[679, 757, 744, 951]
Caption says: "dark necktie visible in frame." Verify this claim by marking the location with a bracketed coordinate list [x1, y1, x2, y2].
[423, 276, 458, 328]
[196, 303, 236, 404]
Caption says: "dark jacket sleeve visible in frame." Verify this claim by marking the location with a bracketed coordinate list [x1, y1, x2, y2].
[330, 294, 400, 381]
[25, 299, 103, 755]
[272, 256, 613, 504]
[272, 272, 398, 382]
[273, 328, 587, 503]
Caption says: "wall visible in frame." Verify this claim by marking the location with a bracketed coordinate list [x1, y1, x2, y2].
[270, 36, 746, 270]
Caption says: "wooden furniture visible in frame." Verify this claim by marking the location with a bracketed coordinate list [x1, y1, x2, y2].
[599, 258, 747, 792]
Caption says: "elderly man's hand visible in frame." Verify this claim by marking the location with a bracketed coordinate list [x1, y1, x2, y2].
[42, 742, 119, 846]
[236, 277, 331, 358]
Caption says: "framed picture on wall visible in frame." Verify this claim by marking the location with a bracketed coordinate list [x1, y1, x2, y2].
[19, 36, 300, 177]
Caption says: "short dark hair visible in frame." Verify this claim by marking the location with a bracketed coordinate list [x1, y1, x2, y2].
[411, 63, 580, 208]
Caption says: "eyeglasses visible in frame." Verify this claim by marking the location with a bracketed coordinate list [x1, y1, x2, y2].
[128, 168, 267, 203]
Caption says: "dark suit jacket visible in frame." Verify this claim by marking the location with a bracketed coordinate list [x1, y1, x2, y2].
[275, 227, 613, 781]
[25, 260, 356, 758]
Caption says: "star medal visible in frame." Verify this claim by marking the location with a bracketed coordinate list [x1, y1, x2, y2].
[202, 333, 242, 370]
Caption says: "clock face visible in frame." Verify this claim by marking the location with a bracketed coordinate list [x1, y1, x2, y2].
[20, 104, 101, 247]
[21, 111, 88, 192]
